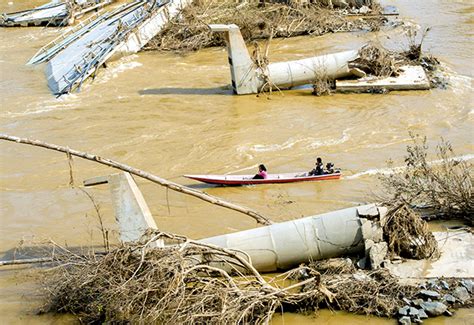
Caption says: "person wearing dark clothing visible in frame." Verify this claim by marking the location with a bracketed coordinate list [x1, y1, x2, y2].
[253, 164, 268, 179]
[308, 157, 324, 176]
[325, 162, 335, 174]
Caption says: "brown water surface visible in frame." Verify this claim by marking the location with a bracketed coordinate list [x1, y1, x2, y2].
[0, 0, 473, 323]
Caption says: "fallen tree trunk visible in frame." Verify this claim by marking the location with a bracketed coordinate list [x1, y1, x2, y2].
[0, 134, 272, 226]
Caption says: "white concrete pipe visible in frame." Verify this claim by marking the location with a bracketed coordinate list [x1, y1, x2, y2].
[209, 24, 359, 94]
[200, 204, 384, 272]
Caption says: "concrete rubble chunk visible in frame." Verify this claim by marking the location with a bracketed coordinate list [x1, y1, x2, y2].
[460, 279, 473, 293]
[399, 316, 412, 325]
[408, 307, 419, 316]
[377, 206, 388, 224]
[398, 305, 410, 316]
[418, 309, 428, 319]
[357, 205, 380, 218]
[419, 290, 440, 299]
[440, 280, 449, 290]
[361, 220, 374, 241]
[420, 301, 447, 316]
[336, 66, 431, 93]
[443, 294, 456, 304]
[453, 286, 470, 303]
[368, 241, 387, 269]
[413, 299, 424, 307]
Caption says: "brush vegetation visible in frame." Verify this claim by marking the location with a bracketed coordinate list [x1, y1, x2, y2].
[147, 0, 384, 52]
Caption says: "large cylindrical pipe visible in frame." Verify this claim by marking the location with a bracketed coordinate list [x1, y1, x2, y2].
[201, 204, 380, 272]
[264, 50, 359, 89]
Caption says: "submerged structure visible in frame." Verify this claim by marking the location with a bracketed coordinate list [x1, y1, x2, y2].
[0, 0, 114, 27]
[28, 0, 191, 96]
[210, 24, 430, 94]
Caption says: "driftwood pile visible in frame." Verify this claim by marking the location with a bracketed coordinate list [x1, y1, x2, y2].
[39, 231, 441, 324]
[146, 0, 384, 52]
[39, 228, 472, 323]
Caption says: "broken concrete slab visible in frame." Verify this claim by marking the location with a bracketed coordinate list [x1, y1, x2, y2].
[460, 279, 473, 293]
[418, 308, 428, 319]
[398, 305, 410, 316]
[368, 241, 387, 269]
[452, 286, 470, 303]
[386, 230, 474, 279]
[336, 65, 431, 93]
[398, 316, 411, 325]
[443, 294, 456, 304]
[419, 301, 447, 316]
[419, 290, 441, 299]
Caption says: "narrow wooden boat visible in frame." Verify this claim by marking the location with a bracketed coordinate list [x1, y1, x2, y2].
[184, 171, 341, 186]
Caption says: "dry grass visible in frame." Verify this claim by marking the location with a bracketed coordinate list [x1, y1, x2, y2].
[382, 204, 439, 259]
[146, 0, 384, 52]
[349, 42, 401, 77]
[295, 263, 417, 317]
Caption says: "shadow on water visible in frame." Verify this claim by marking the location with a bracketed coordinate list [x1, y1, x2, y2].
[185, 183, 222, 189]
[186, 183, 256, 189]
[138, 86, 233, 96]
[1, 245, 106, 265]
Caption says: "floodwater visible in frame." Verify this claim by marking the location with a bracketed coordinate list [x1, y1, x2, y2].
[0, 0, 473, 323]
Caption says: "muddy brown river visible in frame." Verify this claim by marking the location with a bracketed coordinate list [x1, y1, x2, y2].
[0, 0, 473, 323]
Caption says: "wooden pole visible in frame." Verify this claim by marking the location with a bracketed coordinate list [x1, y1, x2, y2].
[0, 134, 272, 225]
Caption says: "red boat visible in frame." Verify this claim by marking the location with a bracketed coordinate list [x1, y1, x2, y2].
[184, 171, 341, 186]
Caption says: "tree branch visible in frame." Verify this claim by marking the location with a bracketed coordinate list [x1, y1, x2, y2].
[0, 134, 273, 226]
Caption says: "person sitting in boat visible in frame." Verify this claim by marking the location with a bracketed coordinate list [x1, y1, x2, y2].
[253, 164, 268, 179]
[308, 157, 324, 176]
[325, 162, 335, 174]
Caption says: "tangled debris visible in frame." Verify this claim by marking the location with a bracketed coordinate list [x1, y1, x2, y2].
[146, 0, 385, 52]
[380, 134, 473, 225]
[349, 43, 401, 77]
[39, 231, 472, 324]
[41, 231, 323, 323]
[382, 204, 439, 260]
[296, 263, 417, 317]
[313, 27, 444, 95]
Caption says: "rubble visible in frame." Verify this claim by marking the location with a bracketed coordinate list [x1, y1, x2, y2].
[27, 0, 192, 95]
[419, 301, 447, 316]
[0, 0, 114, 27]
[419, 290, 440, 299]
[453, 286, 470, 303]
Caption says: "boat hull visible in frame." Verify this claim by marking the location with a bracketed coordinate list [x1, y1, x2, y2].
[184, 172, 341, 186]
